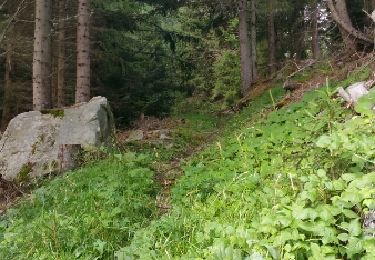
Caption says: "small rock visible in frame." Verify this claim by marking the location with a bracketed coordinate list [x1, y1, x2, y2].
[283, 80, 303, 91]
[160, 130, 172, 140]
[165, 143, 174, 149]
[347, 82, 369, 102]
[126, 130, 144, 142]
[364, 210, 375, 237]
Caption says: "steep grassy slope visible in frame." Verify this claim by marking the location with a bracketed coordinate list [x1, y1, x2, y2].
[116, 79, 375, 259]
[1, 71, 375, 259]
[0, 156, 158, 259]
[0, 111, 221, 259]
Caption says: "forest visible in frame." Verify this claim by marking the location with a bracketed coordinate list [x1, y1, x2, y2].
[0, 0, 375, 259]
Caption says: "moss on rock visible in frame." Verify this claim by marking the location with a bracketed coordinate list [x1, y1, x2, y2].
[17, 163, 33, 182]
[41, 109, 65, 118]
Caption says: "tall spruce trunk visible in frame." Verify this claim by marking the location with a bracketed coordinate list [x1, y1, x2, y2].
[327, 0, 356, 52]
[2, 36, 13, 129]
[239, 0, 252, 95]
[328, 0, 372, 50]
[33, 0, 52, 110]
[250, 0, 257, 80]
[76, 0, 91, 103]
[57, 0, 66, 107]
[267, 0, 276, 75]
[335, 0, 356, 52]
[311, 0, 321, 60]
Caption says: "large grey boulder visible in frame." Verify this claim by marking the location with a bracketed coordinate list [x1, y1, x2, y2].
[0, 112, 61, 181]
[58, 97, 114, 146]
[0, 97, 114, 181]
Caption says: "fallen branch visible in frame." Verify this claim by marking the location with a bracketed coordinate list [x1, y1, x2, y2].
[363, 9, 375, 23]
[0, 0, 27, 44]
[286, 59, 316, 79]
[337, 87, 351, 103]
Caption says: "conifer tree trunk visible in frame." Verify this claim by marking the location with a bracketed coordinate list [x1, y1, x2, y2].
[311, 0, 321, 59]
[372, 0, 375, 10]
[250, 0, 257, 81]
[33, 0, 52, 110]
[267, 0, 276, 75]
[327, 0, 372, 52]
[332, 0, 356, 52]
[239, 0, 252, 95]
[76, 0, 91, 103]
[57, 0, 66, 107]
[2, 36, 13, 128]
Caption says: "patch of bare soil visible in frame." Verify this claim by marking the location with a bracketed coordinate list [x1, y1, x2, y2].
[152, 140, 219, 214]
[115, 117, 185, 213]
[0, 179, 23, 215]
[153, 159, 181, 213]
[115, 116, 184, 145]
[275, 71, 328, 109]
[116, 116, 220, 214]
[132, 116, 184, 131]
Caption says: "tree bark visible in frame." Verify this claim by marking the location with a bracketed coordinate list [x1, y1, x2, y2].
[239, 0, 252, 95]
[311, 0, 321, 59]
[250, 0, 257, 81]
[327, 0, 372, 52]
[267, 0, 276, 75]
[371, 0, 375, 10]
[332, 0, 356, 52]
[76, 0, 91, 103]
[57, 0, 67, 108]
[33, 0, 52, 110]
[58, 144, 82, 172]
[2, 36, 13, 129]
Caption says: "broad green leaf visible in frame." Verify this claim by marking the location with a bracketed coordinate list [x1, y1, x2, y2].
[337, 233, 349, 242]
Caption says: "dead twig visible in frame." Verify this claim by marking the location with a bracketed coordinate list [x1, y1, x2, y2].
[286, 59, 316, 80]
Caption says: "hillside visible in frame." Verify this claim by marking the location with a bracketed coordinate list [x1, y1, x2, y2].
[0, 65, 374, 259]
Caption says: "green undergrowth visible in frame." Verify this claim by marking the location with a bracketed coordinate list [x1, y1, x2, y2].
[1, 70, 375, 259]
[165, 112, 221, 160]
[0, 106, 222, 259]
[0, 155, 158, 259]
[116, 80, 375, 258]
[126, 112, 221, 162]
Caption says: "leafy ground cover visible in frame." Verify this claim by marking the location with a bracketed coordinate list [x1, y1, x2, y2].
[116, 76, 375, 259]
[1, 70, 375, 259]
[0, 106, 221, 259]
[0, 156, 158, 259]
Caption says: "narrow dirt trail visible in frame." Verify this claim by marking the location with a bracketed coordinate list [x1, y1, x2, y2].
[117, 115, 224, 214]
[153, 140, 219, 214]
[149, 76, 332, 213]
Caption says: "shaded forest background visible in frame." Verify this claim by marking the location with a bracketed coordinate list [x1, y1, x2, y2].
[0, 0, 375, 128]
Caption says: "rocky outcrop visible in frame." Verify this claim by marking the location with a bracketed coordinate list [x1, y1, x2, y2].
[58, 97, 114, 146]
[0, 97, 114, 181]
[0, 112, 61, 181]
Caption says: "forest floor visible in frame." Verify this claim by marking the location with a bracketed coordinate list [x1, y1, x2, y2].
[116, 114, 225, 213]
[1, 59, 375, 259]
[0, 179, 23, 214]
